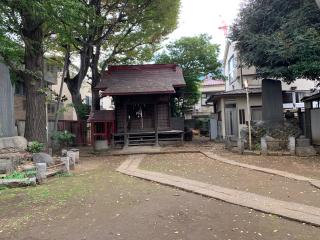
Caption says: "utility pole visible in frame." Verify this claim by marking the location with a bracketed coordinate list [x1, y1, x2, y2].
[244, 80, 252, 150]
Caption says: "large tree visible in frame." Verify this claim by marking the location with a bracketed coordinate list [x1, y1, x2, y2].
[0, 0, 91, 143]
[61, 0, 180, 116]
[0, 1, 50, 143]
[231, 0, 320, 83]
[155, 34, 222, 114]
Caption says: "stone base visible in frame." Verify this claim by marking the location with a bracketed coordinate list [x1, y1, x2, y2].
[296, 137, 311, 148]
[94, 140, 109, 151]
[296, 146, 317, 157]
[0, 136, 28, 150]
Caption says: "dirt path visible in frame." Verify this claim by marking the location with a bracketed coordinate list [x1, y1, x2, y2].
[140, 153, 320, 208]
[1, 155, 320, 240]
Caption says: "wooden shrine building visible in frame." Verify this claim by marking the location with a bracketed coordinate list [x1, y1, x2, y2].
[95, 64, 186, 147]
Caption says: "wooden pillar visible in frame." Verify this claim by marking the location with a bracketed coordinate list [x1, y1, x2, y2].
[124, 100, 128, 147]
[154, 103, 159, 146]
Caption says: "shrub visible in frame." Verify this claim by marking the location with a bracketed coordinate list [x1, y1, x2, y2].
[51, 131, 75, 148]
[26, 141, 44, 153]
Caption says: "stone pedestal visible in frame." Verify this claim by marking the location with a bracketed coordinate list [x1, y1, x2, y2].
[288, 137, 296, 155]
[67, 151, 76, 170]
[94, 140, 109, 151]
[61, 156, 70, 173]
[36, 163, 47, 184]
[237, 138, 245, 154]
[70, 148, 80, 164]
[0, 136, 28, 150]
[261, 137, 268, 155]
[295, 135, 317, 157]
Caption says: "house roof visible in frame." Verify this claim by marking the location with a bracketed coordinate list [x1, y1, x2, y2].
[96, 64, 186, 96]
[202, 77, 224, 86]
[206, 88, 262, 103]
[301, 92, 320, 102]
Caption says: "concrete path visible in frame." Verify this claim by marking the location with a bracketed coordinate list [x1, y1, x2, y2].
[117, 155, 320, 227]
[201, 151, 320, 189]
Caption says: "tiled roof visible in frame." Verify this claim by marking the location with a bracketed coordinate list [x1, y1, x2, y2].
[96, 64, 186, 96]
[206, 88, 262, 103]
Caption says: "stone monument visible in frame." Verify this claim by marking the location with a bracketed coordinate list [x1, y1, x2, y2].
[0, 62, 15, 137]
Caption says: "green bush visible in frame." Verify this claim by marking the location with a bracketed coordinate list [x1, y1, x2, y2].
[51, 131, 75, 148]
[26, 141, 44, 153]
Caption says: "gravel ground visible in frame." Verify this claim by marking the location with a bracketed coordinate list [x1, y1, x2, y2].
[140, 153, 320, 208]
[0, 154, 320, 240]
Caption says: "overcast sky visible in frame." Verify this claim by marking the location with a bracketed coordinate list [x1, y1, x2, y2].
[167, 0, 243, 60]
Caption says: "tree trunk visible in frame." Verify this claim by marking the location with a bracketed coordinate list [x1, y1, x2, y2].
[65, 44, 92, 120]
[66, 78, 82, 120]
[22, 13, 47, 144]
[92, 89, 101, 111]
[91, 44, 102, 111]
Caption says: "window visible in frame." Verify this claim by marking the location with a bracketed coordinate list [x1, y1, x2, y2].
[228, 55, 236, 83]
[201, 93, 207, 106]
[282, 92, 293, 104]
[239, 109, 245, 124]
[251, 106, 262, 121]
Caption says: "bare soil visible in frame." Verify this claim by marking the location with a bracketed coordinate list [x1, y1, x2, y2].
[167, 140, 320, 180]
[1, 153, 320, 240]
[140, 153, 320, 208]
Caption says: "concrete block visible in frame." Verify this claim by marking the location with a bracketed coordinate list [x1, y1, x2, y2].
[67, 151, 76, 170]
[296, 136, 311, 147]
[237, 138, 244, 154]
[36, 163, 47, 184]
[296, 146, 317, 157]
[288, 137, 296, 155]
[61, 157, 70, 173]
[95, 140, 109, 151]
[261, 137, 268, 155]
[70, 148, 80, 163]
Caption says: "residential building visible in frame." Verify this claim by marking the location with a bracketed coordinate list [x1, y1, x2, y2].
[14, 60, 61, 122]
[207, 41, 317, 140]
[192, 75, 225, 118]
[14, 60, 97, 122]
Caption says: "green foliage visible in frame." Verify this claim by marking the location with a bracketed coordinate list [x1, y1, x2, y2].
[4, 170, 36, 180]
[56, 172, 74, 178]
[74, 103, 91, 120]
[155, 34, 222, 114]
[51, 131, 75, 148]
[26, 141, 44, 154]
[231, 0, 320, 83]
